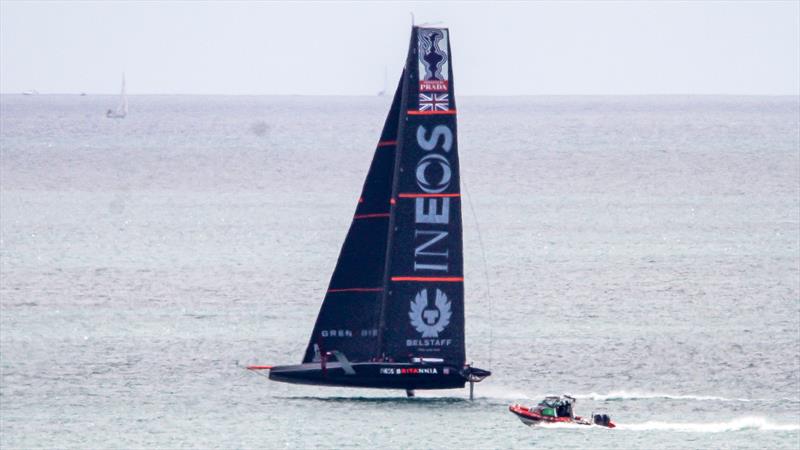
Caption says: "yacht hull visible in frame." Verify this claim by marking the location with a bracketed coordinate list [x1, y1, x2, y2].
[268, 362, 474, 390]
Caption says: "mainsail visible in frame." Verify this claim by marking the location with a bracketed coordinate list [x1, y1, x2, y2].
[302, 27, 464, 365]
[380, 27, 464, 364]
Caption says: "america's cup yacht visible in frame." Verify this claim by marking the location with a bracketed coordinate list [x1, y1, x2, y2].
[249, 26, 490, 398]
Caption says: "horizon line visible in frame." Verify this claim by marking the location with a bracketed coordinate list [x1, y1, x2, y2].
[2, 92, 799, 98]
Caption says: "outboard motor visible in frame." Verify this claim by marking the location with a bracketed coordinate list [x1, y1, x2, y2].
[593, 414, 611, 427]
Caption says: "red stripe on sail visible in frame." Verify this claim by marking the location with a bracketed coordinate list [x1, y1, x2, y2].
[398, 193, 461, 198]
[327, 288, 384, 293]
[377, 140, 397, 147]
[391, 276, 464, 282]
[407, 110, 457, 115]
[353, 213, 390, 219]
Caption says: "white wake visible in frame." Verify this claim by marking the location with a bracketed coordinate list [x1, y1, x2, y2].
[616, 416, 800, 433]
[571, 390, 754, 402]
[476, 387, 777, 403]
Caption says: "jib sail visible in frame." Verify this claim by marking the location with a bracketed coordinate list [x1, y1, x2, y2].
[301, 74, 404, 363]
[379, 27, 465, 364]
[302, 27, 464, 366]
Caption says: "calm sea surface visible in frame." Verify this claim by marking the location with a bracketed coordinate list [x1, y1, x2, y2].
[1, 94, 799, 449]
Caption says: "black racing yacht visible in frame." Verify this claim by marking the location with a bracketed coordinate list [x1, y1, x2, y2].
[249, 26, 490, 397]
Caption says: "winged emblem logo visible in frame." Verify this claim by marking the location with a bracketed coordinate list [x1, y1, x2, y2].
[409, 288, 452, 338]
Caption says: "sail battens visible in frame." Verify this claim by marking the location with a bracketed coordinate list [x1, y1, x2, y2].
[377, 140, 398, 147]
[353, 213, 390, 219]
[397, 193, 461, 198]
[407, 110, 457, 115]
[327, 287, 384, 293]
[390, 276, 464, 282]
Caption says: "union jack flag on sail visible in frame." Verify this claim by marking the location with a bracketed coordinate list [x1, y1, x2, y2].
[418, 93, 449, 112]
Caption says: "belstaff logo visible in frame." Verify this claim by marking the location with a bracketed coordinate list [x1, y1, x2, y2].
[409, 288, 451, 338]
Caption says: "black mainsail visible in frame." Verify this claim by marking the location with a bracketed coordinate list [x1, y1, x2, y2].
[380, 27, 465, 364]
[261, 26, 489, 395]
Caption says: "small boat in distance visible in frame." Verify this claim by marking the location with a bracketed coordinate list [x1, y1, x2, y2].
[106, 73, 127, 119]
[22, 89, 39, 96]
[249, 26, 491, 398]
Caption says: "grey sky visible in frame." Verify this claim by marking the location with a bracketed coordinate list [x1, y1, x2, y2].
[1, 1, 798, 95]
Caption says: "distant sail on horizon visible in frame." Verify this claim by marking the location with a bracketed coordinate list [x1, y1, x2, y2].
[106, 73, 127, 119]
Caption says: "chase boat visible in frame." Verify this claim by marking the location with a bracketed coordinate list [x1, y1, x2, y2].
[509, 395, 616, 428]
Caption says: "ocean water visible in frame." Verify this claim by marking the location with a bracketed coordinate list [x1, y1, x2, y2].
[1, 94, 798, 449]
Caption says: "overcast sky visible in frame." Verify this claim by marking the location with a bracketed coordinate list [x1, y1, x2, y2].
[1, 1, 798, 95]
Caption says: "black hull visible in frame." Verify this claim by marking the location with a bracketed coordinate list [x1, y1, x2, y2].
[269, 362, 480, 390]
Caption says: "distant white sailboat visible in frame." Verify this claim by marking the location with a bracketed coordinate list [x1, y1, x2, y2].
[106, 73, 128, 119]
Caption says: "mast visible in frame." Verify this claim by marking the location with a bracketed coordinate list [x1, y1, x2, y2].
[376, 29, 416, 360]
